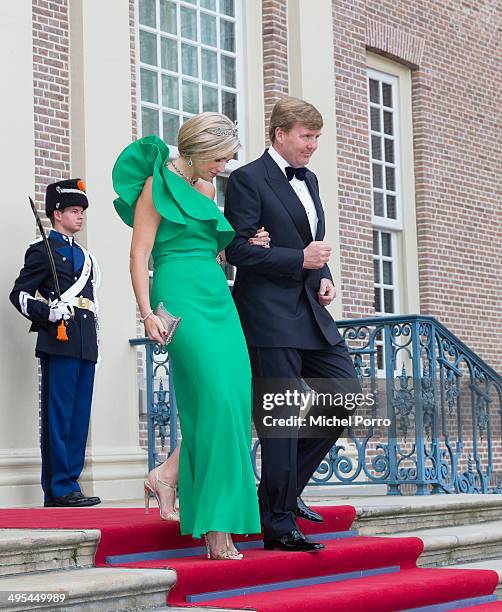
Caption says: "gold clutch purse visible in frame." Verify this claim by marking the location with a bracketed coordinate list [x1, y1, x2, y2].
[154, 302, 181, 345]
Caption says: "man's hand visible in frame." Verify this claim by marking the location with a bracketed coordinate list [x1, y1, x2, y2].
[48, 300, 73, 322]
[303, 241, 332, 269]
[318, 278, 336, 307]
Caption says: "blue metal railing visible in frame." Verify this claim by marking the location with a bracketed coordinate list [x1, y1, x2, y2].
[130, 315, 502, 495]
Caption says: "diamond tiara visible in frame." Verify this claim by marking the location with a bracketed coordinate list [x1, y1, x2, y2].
[207, 125, 238, 137]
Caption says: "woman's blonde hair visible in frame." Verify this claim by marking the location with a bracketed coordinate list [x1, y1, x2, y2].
[177, 112, 240, 162]
[269, 97, 323, 143]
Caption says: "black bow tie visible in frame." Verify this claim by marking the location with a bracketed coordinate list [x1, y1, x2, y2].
[285, 166, 307, 181]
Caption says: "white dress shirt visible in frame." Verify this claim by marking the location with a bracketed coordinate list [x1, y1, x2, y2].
[267, 146, 318, 239]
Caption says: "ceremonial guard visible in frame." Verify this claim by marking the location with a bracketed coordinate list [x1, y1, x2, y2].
[10, 179, 101, 507]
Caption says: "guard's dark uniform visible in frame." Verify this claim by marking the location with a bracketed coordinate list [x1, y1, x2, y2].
[10, 179, 100, 506]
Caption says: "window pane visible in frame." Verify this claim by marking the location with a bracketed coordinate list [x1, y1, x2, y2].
[383, 261, 393, 285]
[160, 0, 177, 34]
[222, 90, 237, 122]
[386, 195, 396, 219]
[373, 259, 380, 283]
[381, 232, 392, 257]
[182, 43, 198, 77]
[384, 289, 394, 313]
[382, 82, 393, 107]
[374, 287, 381, 312]
[372, 163, 383, 189]
[202, 49, 217, 83]
[373, 191, 384, 216]
[384, 138, 394, 163]
[163, 112, 179, 145]
[140, 30, 157, 65]
[372, 230, 379, 254]
[202, 85, 218, 111]
[182, 80, 199, 114]
[383, 110, 393, 135]
[385, 166, 395, 191]
[371, 135, 381, 160]
[162, 74, 179, 109]
[370, 107, 380, 132]
[369, 79, 379, 103]
[220, 19, 235, 52]
[201, 0, 216, 9]
[220, 0, 235, 17]
[141, 68, 158, 104]
[221, 55, 236, 87]
[161, 37, 178, 71]
[142, 106, 159, 136]
[180, 6, 197, 41]
[201, 12, 217, 46]
[139, 0, 156, 27]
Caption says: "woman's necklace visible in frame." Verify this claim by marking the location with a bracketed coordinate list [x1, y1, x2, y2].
[171, 160, 197, 186]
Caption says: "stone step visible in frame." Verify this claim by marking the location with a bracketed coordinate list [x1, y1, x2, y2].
[0, 529, 99, 577]
[0, 567, 175, 611]
[387, 520, 502, 568]
[304, 493, 502, 535]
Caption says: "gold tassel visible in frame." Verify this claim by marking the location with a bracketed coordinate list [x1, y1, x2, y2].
[56, 320, 69, 342]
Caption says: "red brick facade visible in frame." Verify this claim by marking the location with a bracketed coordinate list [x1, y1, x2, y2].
[32, 0, 71, 230]
[331, 0, 502, 372]
[261, 0, 289, 144]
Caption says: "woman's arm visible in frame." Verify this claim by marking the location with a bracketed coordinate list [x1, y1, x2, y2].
[130, 177, 167, 344]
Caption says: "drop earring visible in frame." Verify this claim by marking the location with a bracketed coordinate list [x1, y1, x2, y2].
[187, 157, 193, 167]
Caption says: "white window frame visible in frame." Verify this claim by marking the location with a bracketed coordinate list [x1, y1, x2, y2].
[136, 0, 245, 170]
[368, 68, 403, 233]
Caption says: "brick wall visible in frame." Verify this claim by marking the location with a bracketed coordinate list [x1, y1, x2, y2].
[261, 0, 289, 143]
[32, 0, 71, 227]
[331, 0, 502, 372]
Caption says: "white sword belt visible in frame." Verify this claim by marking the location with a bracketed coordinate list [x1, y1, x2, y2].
[42, 296, 96, 314]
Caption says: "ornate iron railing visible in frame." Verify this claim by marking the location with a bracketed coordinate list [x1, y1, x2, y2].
[131, 315, 502, 495]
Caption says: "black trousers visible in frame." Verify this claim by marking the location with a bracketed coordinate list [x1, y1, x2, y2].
[249, 341, 361, 542]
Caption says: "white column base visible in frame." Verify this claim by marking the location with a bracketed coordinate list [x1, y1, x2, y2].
[0, 446, 148, 507]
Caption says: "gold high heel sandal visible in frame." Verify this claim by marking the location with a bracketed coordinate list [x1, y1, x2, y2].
[144, 470, 179, 521]
[204, 533, 243, 560]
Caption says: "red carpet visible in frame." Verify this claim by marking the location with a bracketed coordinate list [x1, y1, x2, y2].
[0, 505, 499, 611]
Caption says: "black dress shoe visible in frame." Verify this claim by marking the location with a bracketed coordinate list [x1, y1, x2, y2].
[296, 496, 324, 523]
[72, 491, 101, 505]
[44, 492, 101, 507]
[264, 529, 325, 552]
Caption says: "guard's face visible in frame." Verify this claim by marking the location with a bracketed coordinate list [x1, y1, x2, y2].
[274, 123, 321, 168]
[56, 206, 85, 234]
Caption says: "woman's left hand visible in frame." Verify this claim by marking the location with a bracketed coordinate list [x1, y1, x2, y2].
[248, 226, 270, 248]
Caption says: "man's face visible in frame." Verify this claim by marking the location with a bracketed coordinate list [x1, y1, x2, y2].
[55, 206, 85, 234]
[274, 123, 321, 168]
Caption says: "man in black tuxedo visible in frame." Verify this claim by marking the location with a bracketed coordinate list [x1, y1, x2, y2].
[225, 97, 360, 552]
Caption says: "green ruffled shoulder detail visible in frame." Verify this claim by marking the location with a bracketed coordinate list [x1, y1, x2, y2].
[112, 134, 235, 250]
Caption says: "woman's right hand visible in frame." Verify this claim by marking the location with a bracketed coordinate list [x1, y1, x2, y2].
[144, 313, 168, 345]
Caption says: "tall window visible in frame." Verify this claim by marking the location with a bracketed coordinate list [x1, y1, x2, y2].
[368, 69, 402, 318]
[138, 0, 240, 147]
[368, 69, 402, 370]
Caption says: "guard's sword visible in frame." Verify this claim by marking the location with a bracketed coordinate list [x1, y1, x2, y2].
[28, 196, 70, 341]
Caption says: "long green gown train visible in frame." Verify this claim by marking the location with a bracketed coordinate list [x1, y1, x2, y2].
[112, 135, 261, 539]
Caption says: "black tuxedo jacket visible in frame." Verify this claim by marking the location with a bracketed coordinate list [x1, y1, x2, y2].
[224, 150, 342, 349]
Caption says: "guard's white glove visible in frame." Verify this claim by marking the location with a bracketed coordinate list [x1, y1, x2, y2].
[48, 301, 72, 322]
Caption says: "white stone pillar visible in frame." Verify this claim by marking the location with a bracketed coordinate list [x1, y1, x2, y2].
[287, 0, 343, 320]
[69, 0, 146, 500]
[0, 2, 43, 506]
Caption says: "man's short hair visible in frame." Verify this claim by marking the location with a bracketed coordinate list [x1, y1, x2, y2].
[269, 96, 323, 143]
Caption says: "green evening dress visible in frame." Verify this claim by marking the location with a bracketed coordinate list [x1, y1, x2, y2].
[112, 135, 261, 539]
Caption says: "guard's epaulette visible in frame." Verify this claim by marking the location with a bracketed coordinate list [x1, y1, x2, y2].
[28, 237, 44, 247]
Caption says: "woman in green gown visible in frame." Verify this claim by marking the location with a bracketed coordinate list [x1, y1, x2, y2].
[112, 113, 265, 559]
